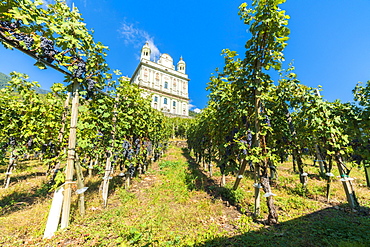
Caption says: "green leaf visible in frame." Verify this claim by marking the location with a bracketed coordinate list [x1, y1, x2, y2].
[34, 61, 47, 70]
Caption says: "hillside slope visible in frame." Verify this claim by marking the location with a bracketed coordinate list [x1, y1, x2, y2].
[0, 145, 369, 246]
[0, 72, 10, 88]
[0, 72, 49, 94]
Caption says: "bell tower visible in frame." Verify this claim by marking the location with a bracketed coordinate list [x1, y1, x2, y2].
[177, 56, 186, 73]
[141, 41, 151, 61]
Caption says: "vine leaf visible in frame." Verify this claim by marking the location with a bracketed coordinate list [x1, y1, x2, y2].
[34, 61, 47, 70]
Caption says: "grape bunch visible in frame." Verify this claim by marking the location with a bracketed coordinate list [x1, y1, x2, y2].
[9, 137, 16, 146]
[134, 138, 140, 145]
[153, 149, 161, 161]
[122, 140, 131, 149]
[48, 141, 57, 157]
[127, 164, 136, 178]
[86, 79, 96, 91]
[1, 142, 9, 151]
[126, 149, 134, 160]
[144, 140, 153, 156]
[86, 79, 96, 99]
[41, 143, 48, 153]
[1, 20, 93, 82]
[0, 20, 33, 49]
[0, 21, 9, 31]
[122, 140, 131, 159]
[246, 130, 252, 147]
[13, 32, 34, 49]
[112, 154, 119, 164]
[1, 21, 60, 63]
[0, 20, 20, 32]
[135, 145, 141, 155]
[263, 115, 271, 127]
[26, 138, 33, 149]
[40, 37, 57, 63]
[239, 140, 248, 155]
[134, 138, 141, 155]
[73, 59, 86, 78]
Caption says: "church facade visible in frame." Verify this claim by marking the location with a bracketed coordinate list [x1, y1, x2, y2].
[130, 42, 190, 117]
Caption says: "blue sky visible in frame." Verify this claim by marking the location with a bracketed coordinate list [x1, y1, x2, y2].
[1, 0, 370, 111]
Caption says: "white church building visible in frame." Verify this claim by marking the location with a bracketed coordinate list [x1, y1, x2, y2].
[130, 42, 190, 117]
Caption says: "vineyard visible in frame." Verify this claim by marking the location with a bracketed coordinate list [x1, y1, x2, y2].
[1, 0, 370, 246]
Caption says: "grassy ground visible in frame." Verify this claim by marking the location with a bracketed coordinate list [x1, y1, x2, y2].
[0, 145, 369, 246]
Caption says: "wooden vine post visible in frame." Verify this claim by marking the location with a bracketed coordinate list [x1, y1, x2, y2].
[74, 153, 86, 216]
[253, 89, 262, 218]
[336, 155, 358, 209]
[233, 158, 248, 190]
[101, 154, 112, 207]
[48, 93, 71, 180]
[60, 81, 79, 229]
[58, 93, 71, 144]
[88, 157, 95, 177]
[4, 150, 16, 189]
[314, 144, 326, 175]
[102, 94, 119, 207]
[314, 90, 327, 176]
[43, 92, 73, 237]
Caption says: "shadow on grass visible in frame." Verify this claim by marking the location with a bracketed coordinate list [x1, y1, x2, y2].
[0, 182, 51, 216]
[0, 171, 47, 187]
[181, 148, 247, 213]
[0, 158, 48, 185]
[0, 171, 125, 217]
[308, 173, 323, 181]
[193, 206, 370, 247]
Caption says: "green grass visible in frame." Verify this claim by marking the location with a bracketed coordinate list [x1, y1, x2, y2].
[0, 147, 369, 246]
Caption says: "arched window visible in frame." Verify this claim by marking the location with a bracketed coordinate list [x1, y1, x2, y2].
[154, 96, 158, 102]
[164, 98, 168, 104]
[173, 101, 176, 107]
[164, 81, 168, 89]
